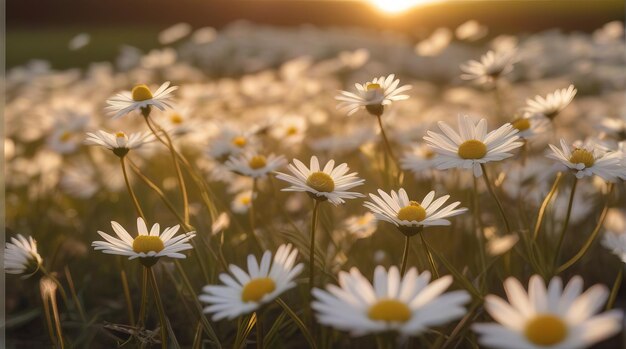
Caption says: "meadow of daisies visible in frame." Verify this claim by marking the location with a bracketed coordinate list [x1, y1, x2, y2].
[5, 20, 626, 348]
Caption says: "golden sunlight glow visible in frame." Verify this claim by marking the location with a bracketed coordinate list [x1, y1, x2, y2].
[366, 0, 441, 14]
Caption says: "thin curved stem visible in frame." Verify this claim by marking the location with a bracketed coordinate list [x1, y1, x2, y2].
[480, 164, 512, 233]
[557, 183, 612, 273]
[144, 116, 190, 225]
[309, 200, 321, 290]
[248, 178, 264, 251]
[552, 177, 578, 268]
[120, 156, 146, 221]
[606, 267, 623, 311]
[147, 267, 168, 349]
[376, 115, 400, 169]
[533, 172, 563, 241]
[420, 233, 439, 279]
[400, 235, 410, 275]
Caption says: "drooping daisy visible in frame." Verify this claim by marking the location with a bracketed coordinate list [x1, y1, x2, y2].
[106, 82, 178, 119]
[364, 188, 467, 236]
[335, 74, 412, 116]
[231, 190, 255, 214]
[5, 234, 43, 277]
[92, 217, 196, 267]
[547, 139, 622, 180]
[424, 115, 523, 177]
[473, 275, 623, 349]
[312, 266, 470, 336]
[199, 244, 303, 320]
[85, 130, 154, 157]
[225, 152, 286, 179]
[275, 156, 365, 205]
[525, 85, 577, 120]
[460, 49, 517, 86]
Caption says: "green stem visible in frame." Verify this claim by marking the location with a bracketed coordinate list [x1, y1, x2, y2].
[256, 310, 264, 349]
[472, 176, 488, 289]
[63, 266, 87, 323]
[137, 267, 148, 327]
[553, 177, 578, 268]
[249, 178, 264, 251]
[480, 164, 512, 233]
[276, 298, 318, 349]
[557, 183, 612, 273]
[120, 156, 146, 222]
[145, 115, 190, 225]
[117, 258, 136, 325]
[420, 233, 439, 279]
[400, 235, 410, 275]
[606, 267, 623, 310]
[533, 172, 563, 241]
[147, 267, 168, 349]
[309, 200, 321, 290]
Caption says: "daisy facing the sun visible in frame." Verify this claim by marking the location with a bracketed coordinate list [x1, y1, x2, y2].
[276, 156, 364, 289]
[106, 82, 178, 119]
[336, 74, 411, 173]
[364, 188, 467, 275]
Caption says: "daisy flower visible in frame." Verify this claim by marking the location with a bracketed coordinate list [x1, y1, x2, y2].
[5, 234, 43, 277]
[199, 244, 303, 320]
[473, 275, 623, 349]
[275, 156, 365, 205]
[106, 82, 178, 119]
[596, 117, 626, 141]
[92, 217, 196, 267]
[85, 130, 154, 157]
[225, 152, 286, 179]
[269, 115, 307, 146]
[460, 49, 517, 86]
[525, 85, 577, 120]
[547, 139, 622, 180]
[206, 126, 257, 162]
[400, 144, 438, 178]
[344, 212, 377, 239]
[312, 266, 470, 336]
[335, 74, 411, 116]
[601, 209, 626, 262]
[424, 115, 523, 177]
[231, 190, 255, 214]
[510, 114, 550, 140]
[364, 188, 467, 236]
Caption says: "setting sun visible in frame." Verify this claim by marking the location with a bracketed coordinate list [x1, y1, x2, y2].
[366, 0, 442, 13]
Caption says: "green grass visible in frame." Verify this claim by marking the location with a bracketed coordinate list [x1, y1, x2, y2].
[6, 26, 161, 69]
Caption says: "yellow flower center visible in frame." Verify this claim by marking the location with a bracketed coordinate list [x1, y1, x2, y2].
[306, 172, 335, 192]
[131, 84, 153, 101]
[569, 148, 595, 168]
[424, 149, 436, 159]
[458, 139, 487, 159]
[170, 113, 184, 125]
[132, 235, 164, 254]
[248, 155, 267, 169]
[240, 196, 252, 205]
[286, 126, 299, 136]
[397, 201, 426, 222]
[524, 314, 568, 346]
[368, 299, 411, 323]
[512, 118, 531, 131]
[357, 216, 369, 225]
[241, 277, 276, 302]
[232, 136, 247, 148]
[59, 131, 73, 142]
[115, 131, 126, 138]
[366, 83, 382, 91]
